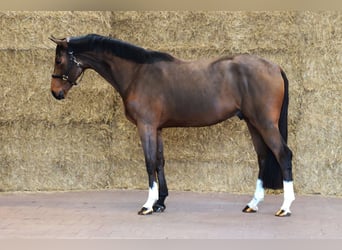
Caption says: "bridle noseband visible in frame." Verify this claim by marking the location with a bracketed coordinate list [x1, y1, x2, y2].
[51, 50, 84, 86]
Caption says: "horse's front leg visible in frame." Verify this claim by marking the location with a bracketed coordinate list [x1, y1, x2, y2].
[137, 123, 159, 215]
[153, 129, 168, 213]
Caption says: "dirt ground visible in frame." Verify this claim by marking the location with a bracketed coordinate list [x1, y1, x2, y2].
[0, 189, 341, 239]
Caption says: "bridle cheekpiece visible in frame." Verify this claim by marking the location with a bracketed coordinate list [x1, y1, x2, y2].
[51, 50, 84, 86]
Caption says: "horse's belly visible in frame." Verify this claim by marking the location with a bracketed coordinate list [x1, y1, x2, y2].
[163, 101, 237, 128]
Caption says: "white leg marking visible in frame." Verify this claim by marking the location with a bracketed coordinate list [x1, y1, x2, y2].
[280, 181, 295, 213]
[247, 179, 265, 211]
[143, 181, 159, 210]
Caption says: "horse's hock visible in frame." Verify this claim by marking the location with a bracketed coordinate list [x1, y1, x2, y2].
[0, 11, 341, 196]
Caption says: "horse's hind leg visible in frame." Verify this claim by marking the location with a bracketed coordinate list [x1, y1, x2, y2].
[243, 122, 267, 213]
[257, 125, 295, 217]
[153, 129, 168, 212]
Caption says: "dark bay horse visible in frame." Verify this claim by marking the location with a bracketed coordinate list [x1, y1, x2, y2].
[50, 34, 295, 217]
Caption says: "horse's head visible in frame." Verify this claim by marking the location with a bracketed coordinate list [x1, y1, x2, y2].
[49, 36, 84, 100]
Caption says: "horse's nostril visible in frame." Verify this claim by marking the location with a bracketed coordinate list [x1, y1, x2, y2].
[51, 90, 65, 100]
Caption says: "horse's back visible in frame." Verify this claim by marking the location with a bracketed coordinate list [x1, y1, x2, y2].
[225, 54, 282, 81]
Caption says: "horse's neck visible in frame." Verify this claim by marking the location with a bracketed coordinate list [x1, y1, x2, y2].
[81, 51, 138, 98]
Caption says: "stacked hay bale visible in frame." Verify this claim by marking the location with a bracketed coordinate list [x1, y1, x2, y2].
[294, 12, 342, 195]
[0, 11, 340, 196]
[0, 11, 116, 191]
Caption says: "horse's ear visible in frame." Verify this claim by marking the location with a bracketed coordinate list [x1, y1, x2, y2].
[49, 35, 68, 48]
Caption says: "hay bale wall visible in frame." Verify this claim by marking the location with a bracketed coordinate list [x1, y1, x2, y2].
[0, 11, 340, 196]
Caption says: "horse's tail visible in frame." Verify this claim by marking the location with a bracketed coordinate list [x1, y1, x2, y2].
[261, 68, 289, 190]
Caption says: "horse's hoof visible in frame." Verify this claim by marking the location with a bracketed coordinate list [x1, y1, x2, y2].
[153, 204, 166, 213]
[138, 207, 153, 215]
[275, 209, 291, 217]
[242, 205, 257, 213]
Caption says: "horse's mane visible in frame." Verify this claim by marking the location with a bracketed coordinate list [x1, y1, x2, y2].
[68, 34, 174, 64]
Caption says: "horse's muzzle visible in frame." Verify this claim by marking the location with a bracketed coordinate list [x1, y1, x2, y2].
[51, 90, 65, 100]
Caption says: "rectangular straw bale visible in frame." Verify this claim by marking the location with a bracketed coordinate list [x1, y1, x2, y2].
[0, 122, 115, 191]
[0, 49, 117, 125]
[110, 155, 258, 194]
[165, 160, 257, 193]
[111, 11, 298, 53]
[292, 12, 342, 196]
[294, 88, 342, 196]
[162, 120, 254, 163]
[0, 11, 112, 50]
[299, 12, 342, 90]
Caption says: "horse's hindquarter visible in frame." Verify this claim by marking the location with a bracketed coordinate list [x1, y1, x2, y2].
[231, 55, 285, 124]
